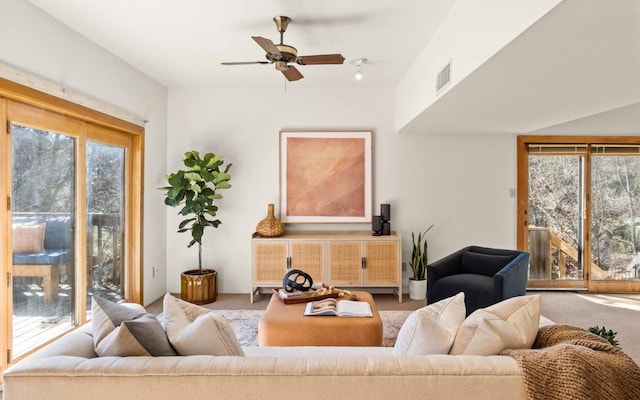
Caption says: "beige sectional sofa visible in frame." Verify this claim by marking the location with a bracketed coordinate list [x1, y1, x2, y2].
[3, 323, 529, 400]
[14, 293, 636, 400]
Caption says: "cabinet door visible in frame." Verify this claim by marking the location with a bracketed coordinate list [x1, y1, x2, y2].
[363, 241, 399, 285]
[290, 241, 324, 283]
[327, 241, 363, 285]
[253, 240, 288, 284]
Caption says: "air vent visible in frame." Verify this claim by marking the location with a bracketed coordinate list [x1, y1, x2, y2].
[436, 60, 451, 93]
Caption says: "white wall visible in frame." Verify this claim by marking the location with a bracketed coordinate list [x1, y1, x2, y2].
[396, 0, 562, 133]
[0, 0, 168, 305]
[167, 86, 519, 294]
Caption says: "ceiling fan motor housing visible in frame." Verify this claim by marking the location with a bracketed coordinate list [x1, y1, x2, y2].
[266, 44, 298, 65]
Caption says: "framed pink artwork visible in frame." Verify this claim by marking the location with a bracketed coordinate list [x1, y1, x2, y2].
[280, 130, 372, 223]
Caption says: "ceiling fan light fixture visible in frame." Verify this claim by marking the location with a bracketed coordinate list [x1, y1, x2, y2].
[275, 61, 288, 71]
[352, 58, 367, 81]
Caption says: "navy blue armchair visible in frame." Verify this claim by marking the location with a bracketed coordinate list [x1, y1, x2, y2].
[426, 246, 530, 316]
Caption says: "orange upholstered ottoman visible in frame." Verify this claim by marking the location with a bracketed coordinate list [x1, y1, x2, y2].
[258, 291, 383, 346]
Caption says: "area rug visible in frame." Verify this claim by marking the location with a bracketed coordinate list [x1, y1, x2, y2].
[209, 309, 412, 347]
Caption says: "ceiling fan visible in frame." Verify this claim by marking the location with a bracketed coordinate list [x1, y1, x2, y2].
[221, 16, 345, 81]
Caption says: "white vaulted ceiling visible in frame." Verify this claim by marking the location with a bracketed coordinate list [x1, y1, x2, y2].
[27, 0, 455, 89]
[26, 0, 640, 134]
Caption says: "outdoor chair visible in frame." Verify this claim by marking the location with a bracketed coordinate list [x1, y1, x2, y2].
[12, 215, 72, 304]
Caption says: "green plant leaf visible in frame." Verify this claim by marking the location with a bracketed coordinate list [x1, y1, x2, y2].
[213, 171, 231, 183]
[200, 169, 215, 181]
[200, 187, 215, 197]
[184, 172, 202, 182]
[165, 187, 181, 199]
[167, 172, 184, 187]
[205, 153, 221, 168]
[178, 218, 195, 229]
[164, 197, 179, 207]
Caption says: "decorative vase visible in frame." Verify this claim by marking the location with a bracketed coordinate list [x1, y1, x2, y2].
[181, 269, 217, 304]
[409, 279, 427, 300]
[256, 203, 285, 237]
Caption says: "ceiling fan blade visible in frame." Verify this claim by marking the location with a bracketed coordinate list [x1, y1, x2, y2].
[252, 36, 281, 56]
[296, 54, 345, 65]
[282, 66, 304, 81]
[221, 61, 270, 65]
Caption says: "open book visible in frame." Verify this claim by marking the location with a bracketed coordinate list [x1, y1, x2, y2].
[304, 298, 373, 317]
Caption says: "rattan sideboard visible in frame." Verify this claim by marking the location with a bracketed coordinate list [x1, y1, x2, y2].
[251, 230, 402, 303]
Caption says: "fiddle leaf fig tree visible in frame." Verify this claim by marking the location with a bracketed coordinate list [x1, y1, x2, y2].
[161, 151, 232, 274]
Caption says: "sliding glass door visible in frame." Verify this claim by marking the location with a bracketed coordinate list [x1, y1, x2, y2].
[85, 140, 127, 315]
[591, 148, 640, 282]
[518, 137, 640, 292]
[1, 93, 142, 376]
[527, 151, 585, 286]
[11, 124, 77, 358]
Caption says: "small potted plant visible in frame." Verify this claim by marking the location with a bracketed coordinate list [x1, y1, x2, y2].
[588, 325, 620, 347]
[409, 225, 434, 300]
[161, 150, 232, 304]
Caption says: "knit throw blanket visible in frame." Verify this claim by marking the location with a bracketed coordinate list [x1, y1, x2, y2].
[502, 324, 640, 400]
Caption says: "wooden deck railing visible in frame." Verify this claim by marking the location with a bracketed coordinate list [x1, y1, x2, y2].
[87, 212, 123, 290]
[12, 211, 123, 291]
[528, 227, 610, 280]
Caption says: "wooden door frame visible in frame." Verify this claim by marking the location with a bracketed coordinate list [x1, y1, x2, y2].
[0, 78, 144, 377]
[518, 135, 640, 293]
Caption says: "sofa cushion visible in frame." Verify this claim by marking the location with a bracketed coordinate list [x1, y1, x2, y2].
[92, 296, 177, 357]
[392, 292, 465, 355]
[460, 250, 515, 276]
[449, 295, 540, 356]
[12, 249, 72, 265]
[12, 222, 46, 253]
[163, 293, 244, 356]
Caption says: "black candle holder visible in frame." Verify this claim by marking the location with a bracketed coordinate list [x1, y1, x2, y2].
[381, 204, 391, 222]
[380, 204, 391, 234]
[372, 215, 383, 236]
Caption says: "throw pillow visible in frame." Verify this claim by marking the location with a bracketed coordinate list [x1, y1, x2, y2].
[92, 296, 177, 357]
[165, 293, 213, 322]
[12, 222, 46, 253]
[460, 250, 515, 276]
[449, 294, 540, 356]
[162, 293, 244, 356]
[392, 292, 466, 355]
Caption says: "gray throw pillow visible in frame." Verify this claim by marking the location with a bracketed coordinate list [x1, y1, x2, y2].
[92, 296, 177, 357]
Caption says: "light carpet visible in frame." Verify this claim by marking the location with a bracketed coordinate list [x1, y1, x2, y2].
[209, 310, 412, 347]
